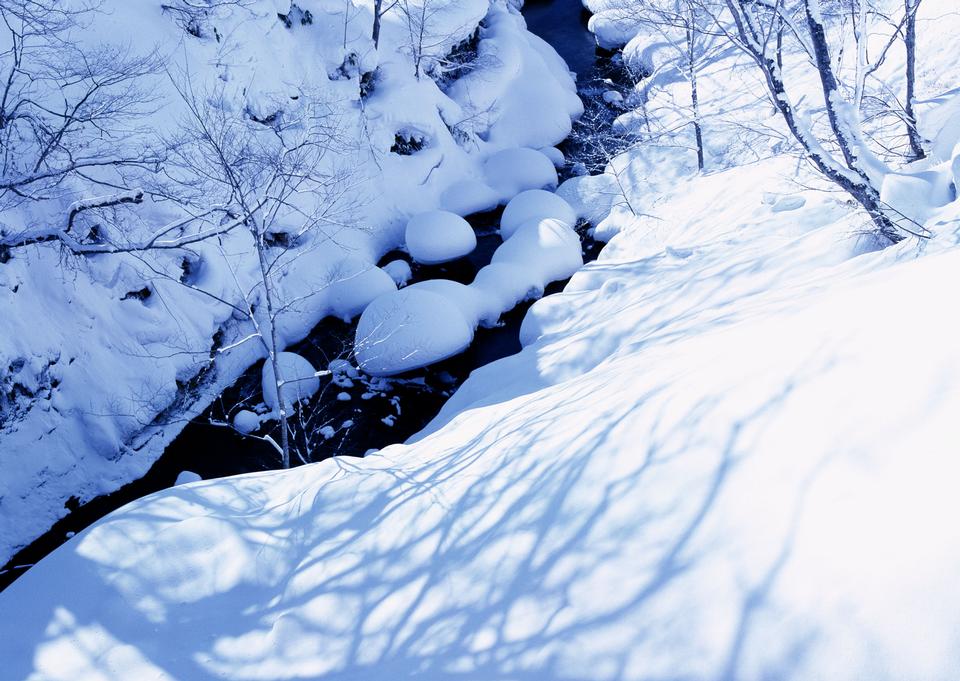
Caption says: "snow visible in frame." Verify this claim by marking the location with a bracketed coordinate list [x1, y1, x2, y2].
[354, 203, 583, 376]
[261, 352, 320, 412]
[8, 146, 960, 678]
[7, 2, 960, 679]
[354, 287, 475, 376]
[491, 218, 583, 289]
[483, 148, 560, 201]
[439, 179, 500, 216]
[500, 189, 578, 239]
[404, 211, 478, 264]
[232, 410, 261, 435]
[880, 168, 956, 225]
[0, 0, 583, 562]
[382, 259, 413, 287]
[173, 471, 202, 486]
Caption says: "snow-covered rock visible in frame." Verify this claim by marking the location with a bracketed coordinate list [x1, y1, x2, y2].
[232, 410, 261, 435]
[405, 211, 478, 264]
[173, 471, 202, 486]
[261, 352, 320, 412]
[483, 148, 559, 201]
[500, 189, 578, 238]
[355, 288, 475, 376]
[492, 217, 583, 289]
[439, 179, 500, 216]
[383, 259, 413, 287]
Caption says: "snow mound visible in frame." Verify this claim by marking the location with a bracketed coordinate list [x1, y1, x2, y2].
[405, 211, 478, 264]
[492, 218, 583, 289]
[232, 410, 261, 435]
[173, 471, 201, 486]
[880, 169, 956, 225]
[483, 148, 559, 201]
[383, 259, 413, 287]
[355, 288, 474, 376]
[500, 189, 577, 239]
[261, 352, 320, 412]
[439, 179, 500, 216]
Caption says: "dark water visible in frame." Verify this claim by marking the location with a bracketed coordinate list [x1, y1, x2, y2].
[0, 2, 614, 591]
[522, 0, 598, 81]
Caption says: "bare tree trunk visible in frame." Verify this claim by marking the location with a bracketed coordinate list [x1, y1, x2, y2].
[904, 0, 925, 160]
[686, 10, 704, 171]
[372, 0, 383, 49]
[252, 220, 292, 469]
[723, 0, 902, 242]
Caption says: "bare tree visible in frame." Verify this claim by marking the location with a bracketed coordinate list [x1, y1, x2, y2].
[903, 0, 925, 160]
[155, 76, 361, 468]
[0, 0, 162, 240]
[703, 0, 926, 242]
[371, 0, 400, 50]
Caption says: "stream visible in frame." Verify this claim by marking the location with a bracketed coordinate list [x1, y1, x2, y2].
[0, 0, 633, 591]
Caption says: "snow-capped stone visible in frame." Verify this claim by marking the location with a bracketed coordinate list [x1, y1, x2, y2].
[173, 471, 202, 486]
[492, 218, 583, 289]
[355, 288, 474, 376]
[500, 190, 577, 239]
[232, 410, 261, 435]
[383, 259, 413, 287]
[483, 148, 559, 200]
[439, 179, 501, 216]
[405, 211, 478, 265]
[261, 352, 321, 412]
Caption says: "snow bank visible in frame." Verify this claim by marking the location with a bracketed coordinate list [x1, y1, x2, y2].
[405, 211, 477, 264]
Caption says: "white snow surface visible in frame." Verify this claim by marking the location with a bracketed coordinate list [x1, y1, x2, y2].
[404, 211, 478, 264]
[5, 147, 960, 679]
[0, 0, 580, 563]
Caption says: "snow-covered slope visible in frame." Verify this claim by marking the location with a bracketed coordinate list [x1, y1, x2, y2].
[4, 137, 960, 678]
[0, 0, 581, 564]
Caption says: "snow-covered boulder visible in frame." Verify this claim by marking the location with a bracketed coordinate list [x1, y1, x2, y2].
[261, 352, 321, 412]
[405, 211, 478, 264]
[232, 410, 261, 435]
[483, 148, 559, 201]
[173, 471, 201, 486]
[500, 189, 578, 239]
[492, 217, 583, 290]
[439, 179, 501, 216]
[383, 259, 413, 287]
[355, 288, 474, 376]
